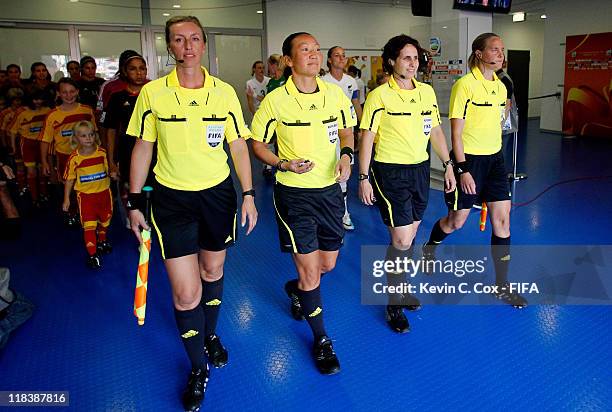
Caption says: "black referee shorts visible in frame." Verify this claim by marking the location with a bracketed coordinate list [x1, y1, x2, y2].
[151, 176, 237, 259]
[273, 182, 345, 254]
[445, 150, 511, 211]
[370, 160, 430, 227]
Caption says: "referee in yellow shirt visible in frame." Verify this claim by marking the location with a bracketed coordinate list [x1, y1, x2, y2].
[126, 16, 257, 412]
[252, 32, 355, 375]
[423, 33, 527, 308]
[359, 35, 456, 333]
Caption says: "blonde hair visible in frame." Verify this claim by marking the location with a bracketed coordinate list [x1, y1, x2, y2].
[267, 53, 287, 79]
[165, 16, 206, 45]
[71, 120, 100, 149]
[267, 54, 281, 66]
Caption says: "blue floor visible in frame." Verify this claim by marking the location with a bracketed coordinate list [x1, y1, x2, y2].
[1, 120, 611, 411]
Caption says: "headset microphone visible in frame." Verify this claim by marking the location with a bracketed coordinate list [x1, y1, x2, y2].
[478, 55, 497, 65]
[167, 49, 185, 64]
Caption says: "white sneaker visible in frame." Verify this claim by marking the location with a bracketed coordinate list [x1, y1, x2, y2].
[342, 213, 355, 230]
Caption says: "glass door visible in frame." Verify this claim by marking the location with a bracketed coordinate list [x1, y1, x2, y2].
[212, 34, 263, 124]
[78, 30, 142, 80]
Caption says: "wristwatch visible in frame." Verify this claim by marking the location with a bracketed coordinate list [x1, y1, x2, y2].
[358, 173, 369, 181]
[442, 159, 454, 169]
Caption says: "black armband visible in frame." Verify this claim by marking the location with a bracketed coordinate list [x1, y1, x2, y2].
[340, 147, 354, 162]
[126, 193, 145, 211]
[454, 161, 469, 175]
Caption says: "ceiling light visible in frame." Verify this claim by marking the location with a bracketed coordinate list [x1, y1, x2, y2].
[256, 10, 263, 14]
[512, 12, 525, 22]
[69, 0, 79, 3]
[540, 14, 547, 19]
[173, 4, 181, 8]
[162, 13, 170, 16]
[156, 36, 162, 40]
[442, 26, 448, 29]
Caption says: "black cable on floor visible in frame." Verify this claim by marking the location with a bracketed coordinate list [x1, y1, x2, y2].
[512, 175, 612, 209]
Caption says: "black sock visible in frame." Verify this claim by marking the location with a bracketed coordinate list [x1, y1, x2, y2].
[201, 278, 224, 336]
[427, 219, 450, 245]
[287, 278, 301, 291]
[491, 234, 511, 286]
[385, 244, 412, 305]
[297, 286, 327, 339]
[174, 304, 206, 370]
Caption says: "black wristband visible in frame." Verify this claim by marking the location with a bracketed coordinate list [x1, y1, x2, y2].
[242, 189, 256, 198]
[126, 193, 145, 211]
[276, 159, 288, 172]
[340, 146, 354, 163]
[454, 161, 469, 175]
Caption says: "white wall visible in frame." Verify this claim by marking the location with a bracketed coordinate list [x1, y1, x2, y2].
[493, 15, 545, 118]
[2, 0, 141, 25]
[265, 0, 430, 54]
[539, 0, 612, 132]
[149, 0, 263, 28]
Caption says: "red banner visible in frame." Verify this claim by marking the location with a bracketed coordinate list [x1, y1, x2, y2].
[563, 32, 612, 138]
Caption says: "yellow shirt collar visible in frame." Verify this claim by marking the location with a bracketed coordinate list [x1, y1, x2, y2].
[471, 66, 499, 82]
[285, 75, 328, 96]
[167, 66, 214, 88]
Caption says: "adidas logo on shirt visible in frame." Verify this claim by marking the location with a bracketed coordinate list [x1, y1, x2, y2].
[410, 98, 416, 103]
[492, 91, 496, 95]
[309, 104, 317, 110]
[189, 100, 199, 106]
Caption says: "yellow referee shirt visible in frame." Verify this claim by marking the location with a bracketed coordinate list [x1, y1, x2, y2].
[127, 67, 250, 191]
[251, 76, 356, 189]
[361, 76, 440, 164]
[449, 67, 507, 155]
